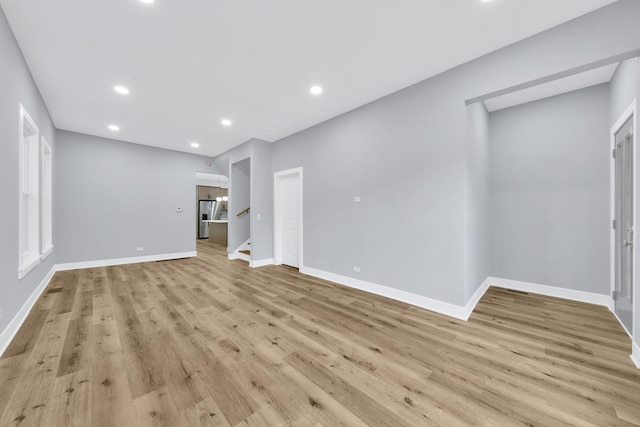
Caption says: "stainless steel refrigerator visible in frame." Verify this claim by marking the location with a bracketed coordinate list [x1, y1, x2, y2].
[198, 200, 217, 239]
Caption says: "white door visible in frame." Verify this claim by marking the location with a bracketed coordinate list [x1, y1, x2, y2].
[281, 175, 300, 267]
[275, 168, 302, 268]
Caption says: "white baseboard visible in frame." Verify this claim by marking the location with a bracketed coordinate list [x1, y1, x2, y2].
[463, 278, 491, 320]
[488, 277, 612, 308]
[295, 269, 617, 323]
[228, 252, 250, 262]
[631, 342, 640, 369]
[56, 251, 197, 271]
[250, 258, 274, 268]
[0, 266, 56, 357]
[609, 308, 633, 339]
[300, 266, 478, 320]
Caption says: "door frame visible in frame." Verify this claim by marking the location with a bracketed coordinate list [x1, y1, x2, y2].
[610, 99, 637, 338]
[274, 167, 303, 267]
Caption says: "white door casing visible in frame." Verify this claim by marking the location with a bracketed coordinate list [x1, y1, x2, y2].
[610, 99, 637, 339]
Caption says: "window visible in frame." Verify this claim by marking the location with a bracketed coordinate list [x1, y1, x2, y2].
[18, 105, 41, 279]
[41, 136, 53, 258]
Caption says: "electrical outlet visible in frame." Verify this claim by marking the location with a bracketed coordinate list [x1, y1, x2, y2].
[353, 196, 361, 203]
[353, 266, 360, 273]
[136, 247, 144, 252]
[176, 206, 183, 212]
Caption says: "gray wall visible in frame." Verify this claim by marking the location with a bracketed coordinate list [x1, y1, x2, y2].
[272, 90, 467, 304]
[609, 58, 638, 124]
[55, 130, 221, 263]
[464, 102, 490, 300]
[271, 0, 640, 306]
[0, 6, 57, 334]
[250, 140, 274, 261]
[489, 84, 610, 294]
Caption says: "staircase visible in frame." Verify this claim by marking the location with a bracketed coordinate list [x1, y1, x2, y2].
[230, 239, 251, 262]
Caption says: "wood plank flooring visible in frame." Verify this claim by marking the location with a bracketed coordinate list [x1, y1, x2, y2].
[1, 240, 639, 426]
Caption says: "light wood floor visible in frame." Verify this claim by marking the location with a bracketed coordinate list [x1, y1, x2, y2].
[1, 241, 639, 426]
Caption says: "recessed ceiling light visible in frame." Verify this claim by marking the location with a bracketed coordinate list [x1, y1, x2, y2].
[140, 0, 155, 3]
[310, 85, 323, 95]
[190, 142, 200, 148]
[114, 85, 130, 95]
[221, 119, 232, 127]
[108, 124, 120, 131]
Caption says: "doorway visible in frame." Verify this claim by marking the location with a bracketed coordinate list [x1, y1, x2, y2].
[274, 167, 303, 268]
[229, 158, 251, 254]
[612, 104, 636, 335]
[195, 172, 229, 245]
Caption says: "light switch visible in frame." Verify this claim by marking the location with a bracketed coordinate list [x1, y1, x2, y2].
[257, 214, 262, 221]
[353, 196, 361, 203]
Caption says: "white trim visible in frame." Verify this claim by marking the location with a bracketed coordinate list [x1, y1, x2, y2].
[631, 341, 640, 369]
[1, 266, 55, 357]
[250, 258, 275, 268]
[228, 252, 250, 262]
[195, 172, 228, 189]
[18, 104, 41, 279]
[40, 245, 54, 261]
[274, 167, 303, 268]
[464, 278, 491, 319]
[610, 308, 633, 339]
[295, 268, 617, 323]
[17, 257, 41, 279]
[40, 135, 53, 257]
[609, 101, 637, 296]
[489, 277, 612, 307]
[609, 99, 637, 351]
[55, 251, 197, 271]
[300, 266, 484, 320]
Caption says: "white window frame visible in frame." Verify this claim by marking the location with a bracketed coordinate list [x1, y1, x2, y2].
[41, 135, 53, 259]
[18, 104, 41, 279]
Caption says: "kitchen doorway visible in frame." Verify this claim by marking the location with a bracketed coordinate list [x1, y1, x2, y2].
[195, 172, 229, 245]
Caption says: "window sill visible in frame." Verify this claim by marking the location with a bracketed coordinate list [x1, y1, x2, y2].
[18, 257, 41, 280]
[41, 246, 54, 261]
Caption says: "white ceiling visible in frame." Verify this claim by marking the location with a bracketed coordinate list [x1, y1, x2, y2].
[484, 63, 619, 112]
[1, 0, 618, 157]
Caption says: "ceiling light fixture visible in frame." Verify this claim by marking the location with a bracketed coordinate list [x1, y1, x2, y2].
[216, 197, 222, 202]
[221, 119, 232, 127]
[310, 85, 323, 95]
[108, 124, 120, 131]
[222, 196, 228, 201]
[190, 142, 200, 148]
[114, 85, 130, 95]
[140, 0, 155, 3]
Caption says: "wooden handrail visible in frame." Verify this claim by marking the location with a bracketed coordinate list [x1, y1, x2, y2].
[236, 207, 250, 217]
